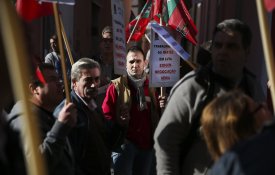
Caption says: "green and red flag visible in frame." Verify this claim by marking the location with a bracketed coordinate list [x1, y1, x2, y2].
[16, 0, 53, 22]
[264, 0, 275, 12]
[126, 0, 197, 45]
[125, 0, 153, 42]
[153, 0, 168, 25]
[153, 0, 198, 45]
[153, 0, 163, 24]
[166, 0, 197, 45]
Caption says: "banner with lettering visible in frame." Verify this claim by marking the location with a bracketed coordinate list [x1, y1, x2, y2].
[151, 23, 190, 61]
[149, 28, 180, 87]
[111, 0, 127, 75]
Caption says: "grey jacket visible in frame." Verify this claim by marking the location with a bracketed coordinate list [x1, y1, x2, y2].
[8, 101, 75, 175]
[154, 67, 264, 175]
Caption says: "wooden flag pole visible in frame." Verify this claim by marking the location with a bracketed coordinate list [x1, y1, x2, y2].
[0, 1, 46, 175]
[60, 16, 74, 65]
[53, 3, 71, 103]
[256, 0, 275, 111]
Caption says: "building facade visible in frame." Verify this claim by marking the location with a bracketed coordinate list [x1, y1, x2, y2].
[27, 0, 273, 94]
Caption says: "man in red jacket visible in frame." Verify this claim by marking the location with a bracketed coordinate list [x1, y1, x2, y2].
[102, 46, 166, 175]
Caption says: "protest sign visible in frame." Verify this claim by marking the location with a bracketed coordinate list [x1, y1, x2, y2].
[111, 0, 127, 75]
[149, 28, 180, 87]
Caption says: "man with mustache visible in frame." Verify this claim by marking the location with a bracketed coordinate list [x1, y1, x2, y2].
[54, 58, 121, 175]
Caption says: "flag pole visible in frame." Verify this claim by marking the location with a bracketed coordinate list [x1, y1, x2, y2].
[53, 3, 71, 103]
[145, 33, 151, 43]
[60, 15, 74, 65]
[256, 0, 275, 110]
[0, 1, 46, 175]
[159, 13, 166, 110]
[127, 1, 149, 44]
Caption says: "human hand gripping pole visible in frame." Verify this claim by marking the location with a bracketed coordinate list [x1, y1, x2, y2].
[158, 95, 167, 109]
[58, 102, 77, 127]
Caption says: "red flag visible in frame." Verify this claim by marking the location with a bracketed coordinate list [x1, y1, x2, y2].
[153, 0, 198, 45]
[153, 0, 163, 24]
[125, 0, 153, 42]
[264, 0, 275, 12]
[153, 0, 162, 16]
[16, 0, 53, 22]
[153, 0, 168, 25]
[126, 0, 198, 45]
[166, 0, 197, 45]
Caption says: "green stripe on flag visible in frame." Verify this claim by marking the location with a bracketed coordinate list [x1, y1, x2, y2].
[167, 0, 178, 17]
[141, 0, 152, 18]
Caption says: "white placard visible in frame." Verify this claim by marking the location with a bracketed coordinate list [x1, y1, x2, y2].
[149, 29, 180, 87]
[151, 23, 190, 61]
[111, 0, 127, 75]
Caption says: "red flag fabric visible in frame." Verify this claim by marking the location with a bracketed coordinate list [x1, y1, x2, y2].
[125, 0, 153, 42]
[153, 0, 163, 24]
[166, 0, 197, 45]
[264, 0, 275, 12]
[153, 0, 198, 45]
[16, 0, 53, 22]
[126, 0, 198, 44]
[153, 0, 168, 25]
[36, 67, 46, 84]
[153, 0, 162, 16]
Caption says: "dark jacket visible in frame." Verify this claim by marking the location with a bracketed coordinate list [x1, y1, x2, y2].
[8, 101, 75, 175]
[210, 120, 275, 175]
[54, 91, 123, 175]
[1, 111, 26, 175]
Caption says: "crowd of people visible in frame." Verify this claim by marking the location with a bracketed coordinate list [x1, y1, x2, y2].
[1, 18, 275, 175]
